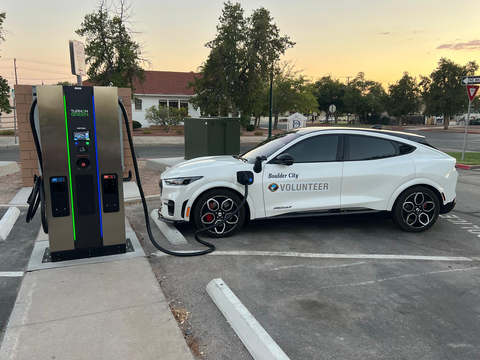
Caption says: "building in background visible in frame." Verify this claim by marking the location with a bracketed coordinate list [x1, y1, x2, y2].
[131, 71, 200, 127]
[84, 70, 201, 127]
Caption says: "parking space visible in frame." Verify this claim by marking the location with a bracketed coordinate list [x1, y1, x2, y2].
[0, 211, 40, 346]
[126, 165, 480, 359]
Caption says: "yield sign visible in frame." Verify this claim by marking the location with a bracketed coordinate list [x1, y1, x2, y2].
[467, 85, 479, 102]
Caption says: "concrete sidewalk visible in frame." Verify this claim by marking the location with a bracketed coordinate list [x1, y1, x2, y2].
[0, 137, 19, 148]
[0, 222, 194, 359]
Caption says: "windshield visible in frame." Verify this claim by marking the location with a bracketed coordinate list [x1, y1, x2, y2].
[241, 130, 302, 160]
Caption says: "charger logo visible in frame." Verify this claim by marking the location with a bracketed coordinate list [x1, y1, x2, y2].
[71, 109, 89, 117]
[268, 183, 279, 192]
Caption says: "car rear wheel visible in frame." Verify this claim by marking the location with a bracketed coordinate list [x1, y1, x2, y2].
[392, 186, 440, 232]
[193, 189, 245, 238]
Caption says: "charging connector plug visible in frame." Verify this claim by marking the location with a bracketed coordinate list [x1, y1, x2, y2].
[237, 171, 254, 185]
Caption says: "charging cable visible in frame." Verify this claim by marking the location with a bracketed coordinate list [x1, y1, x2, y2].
[26, 98, 48, 234]
[119, 100, 249, 257]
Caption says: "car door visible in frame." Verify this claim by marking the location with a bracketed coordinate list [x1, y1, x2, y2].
[262, 134, 343, 217]
[341, 134, 415, 211]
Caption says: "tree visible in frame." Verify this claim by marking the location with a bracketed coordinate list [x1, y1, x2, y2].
[76, 0, 146, 90]
[386, 72, 422, 126]
[420, 58, 478, 130]
[189, 2, 294, 117]
[343, 72, 386, 123]
[271, 64, 318, 129]
[145, 105, 188, 133]
[314, 76, 346, 123]
[0, 12, 11, 114]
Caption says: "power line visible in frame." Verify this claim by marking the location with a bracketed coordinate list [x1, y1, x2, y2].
[0, 57, 70, 68]
[17, 67, 72, 76]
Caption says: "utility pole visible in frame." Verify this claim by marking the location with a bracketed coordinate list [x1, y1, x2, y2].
[346, 76, 350, 124]
[14, 58, 18, 85]
[13, 58, 18, 144]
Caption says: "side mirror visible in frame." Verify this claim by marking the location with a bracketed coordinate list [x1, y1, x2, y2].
[253, 156, 263, 173]
[274, 153, 294, 166]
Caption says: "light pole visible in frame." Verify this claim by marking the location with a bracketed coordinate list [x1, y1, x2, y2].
[268, 71, 273, 139]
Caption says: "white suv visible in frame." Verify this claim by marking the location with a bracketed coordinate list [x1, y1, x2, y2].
[159, 128, 457, 237]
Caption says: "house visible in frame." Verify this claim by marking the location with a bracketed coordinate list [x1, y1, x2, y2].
[84, 70, 201, 127]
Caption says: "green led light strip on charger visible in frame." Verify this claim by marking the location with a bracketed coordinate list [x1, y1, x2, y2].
[63, 95, 77, 241]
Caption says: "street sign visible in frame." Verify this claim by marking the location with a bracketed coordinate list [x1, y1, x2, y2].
[467, 85, 479, 102]
[69, 40, 86, 77]
[462, 76, 480, 86]
[329, 104, 336, 113]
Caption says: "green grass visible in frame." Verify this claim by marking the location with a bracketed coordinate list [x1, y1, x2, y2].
[0, 130, 14, 135]
[446, 152, 480, 165]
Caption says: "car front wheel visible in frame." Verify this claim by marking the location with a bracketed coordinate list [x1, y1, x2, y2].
[193, 189, 245, 238]
[392, 186, 440, 232]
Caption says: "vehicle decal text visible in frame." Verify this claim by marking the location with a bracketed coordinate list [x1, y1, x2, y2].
[268, 172, 299, 180]
[268, 182, 329, 192]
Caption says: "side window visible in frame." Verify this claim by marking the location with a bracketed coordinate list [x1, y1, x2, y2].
[396, 141, 416, 154]
[134, 98, 142, 110]
[283, 135, 339, 163]
[348, 135, 396, 161]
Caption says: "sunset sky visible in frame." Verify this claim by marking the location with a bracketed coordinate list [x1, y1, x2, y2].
[1, 0, 479, 88]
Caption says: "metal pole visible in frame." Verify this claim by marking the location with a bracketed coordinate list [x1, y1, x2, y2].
[77, 75, 82, 86]
[13, 99, 17, 145]
[461, 99, 471, 161]
[268, 71, 273, 139]
[14, 58, 18, 85]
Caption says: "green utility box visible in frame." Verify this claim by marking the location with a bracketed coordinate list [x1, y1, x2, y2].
[184, 117, 240, 159]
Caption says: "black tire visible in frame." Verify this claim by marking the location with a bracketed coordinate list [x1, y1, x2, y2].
[193, 189, 245, 238]
[392, 186, 440, 232]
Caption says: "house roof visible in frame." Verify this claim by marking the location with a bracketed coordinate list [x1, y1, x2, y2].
[82, 70, 201, 96]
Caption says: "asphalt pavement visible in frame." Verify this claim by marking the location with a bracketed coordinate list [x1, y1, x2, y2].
[0, 210, 40, 346]
[125, 168, 480, 360]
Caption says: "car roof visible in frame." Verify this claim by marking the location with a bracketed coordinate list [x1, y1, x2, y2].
[294, 126, 427, 144]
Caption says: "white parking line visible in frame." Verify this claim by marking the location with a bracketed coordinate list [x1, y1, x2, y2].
[0, 272, 24, 277]
[153, 250, 479, 262]
[316, 266, 480, 290]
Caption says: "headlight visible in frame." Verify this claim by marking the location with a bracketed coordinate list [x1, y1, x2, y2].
[163, 176, 203, 186]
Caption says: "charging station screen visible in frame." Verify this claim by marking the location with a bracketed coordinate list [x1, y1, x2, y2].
[73, 131, 90, 141]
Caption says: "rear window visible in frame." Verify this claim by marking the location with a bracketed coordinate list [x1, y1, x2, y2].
[348, 135, 396, 161]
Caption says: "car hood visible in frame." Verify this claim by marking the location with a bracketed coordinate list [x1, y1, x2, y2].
[162, 156, 247, 178]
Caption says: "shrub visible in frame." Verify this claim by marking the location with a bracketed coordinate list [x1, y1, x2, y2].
[245, 124, 255, 131]
[254, 131, 263, 136]
[142, 130, 152, 134]
[132, 120, 142, 130]
[0, 130, 14, 135]
[240, 114, 252, 128]
[176, 130, 184, 135]
[240, 131, 244, 135]
[380, 116, 391, 125]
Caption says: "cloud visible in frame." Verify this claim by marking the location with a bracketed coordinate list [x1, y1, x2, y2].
[437, 40, 480, 51]
[380, 32, 392, 35]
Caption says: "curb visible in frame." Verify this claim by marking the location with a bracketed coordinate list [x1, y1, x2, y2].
[124, 194, 159, 204]
[206, 278, 290, 360]
[0, 207, 21, 241]
[150, 209, 188, 245]
[456, 164, 480, 170]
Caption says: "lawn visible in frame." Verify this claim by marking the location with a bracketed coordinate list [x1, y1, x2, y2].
[446, 152, 480, 165]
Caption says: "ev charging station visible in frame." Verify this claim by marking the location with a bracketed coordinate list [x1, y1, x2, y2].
[34, 85, 126, 261]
